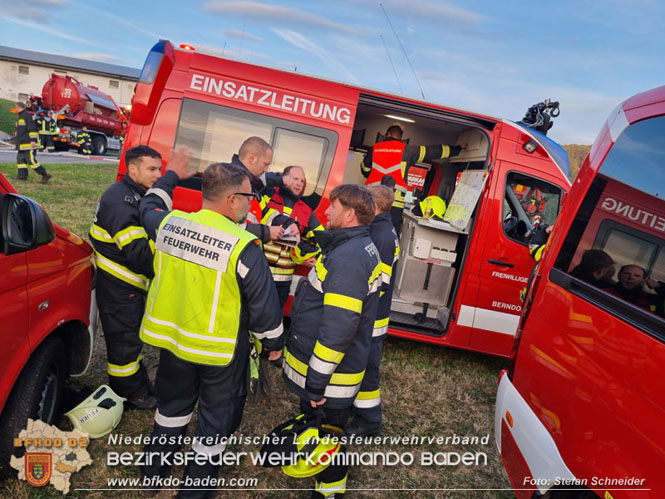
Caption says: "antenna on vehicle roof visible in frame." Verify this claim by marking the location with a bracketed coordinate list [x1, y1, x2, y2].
[380, 2, 425, 100]
[381, 34, 403, 94]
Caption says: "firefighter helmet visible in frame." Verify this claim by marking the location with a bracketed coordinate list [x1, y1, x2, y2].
[258, 412, 343, 478]
[419, 195, 446, 219]
[64, 385, 126, 438]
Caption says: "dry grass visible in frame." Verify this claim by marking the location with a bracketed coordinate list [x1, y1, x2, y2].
[0, 163, 513, 498]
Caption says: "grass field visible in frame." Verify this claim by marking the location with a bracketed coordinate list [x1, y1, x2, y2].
[0, 162, 512, 498]
[0, 98, 18, 135]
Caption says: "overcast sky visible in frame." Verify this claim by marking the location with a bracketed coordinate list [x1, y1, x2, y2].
[2, 0, 663, 144]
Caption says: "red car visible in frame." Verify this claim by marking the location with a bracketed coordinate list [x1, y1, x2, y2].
[0, 172, 97, 475]
[496, 86, 665, 497]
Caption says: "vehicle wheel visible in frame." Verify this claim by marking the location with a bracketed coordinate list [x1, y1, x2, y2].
[92, 136, 107, 155]
[0, 336, 67, 477]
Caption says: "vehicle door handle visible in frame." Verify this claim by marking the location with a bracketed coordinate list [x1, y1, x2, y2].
[488, 259, 514, 268]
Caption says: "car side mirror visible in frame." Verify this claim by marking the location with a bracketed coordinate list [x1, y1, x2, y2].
[2, 194, 55, 255]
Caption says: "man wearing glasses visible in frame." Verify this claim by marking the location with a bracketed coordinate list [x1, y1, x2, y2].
[138, 151, 284, 496]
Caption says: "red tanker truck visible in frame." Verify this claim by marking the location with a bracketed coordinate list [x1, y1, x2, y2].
[28, 73, 128, 155]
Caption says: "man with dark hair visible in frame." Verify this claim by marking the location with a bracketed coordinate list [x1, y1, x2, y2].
[89, 144, 166, 409]
[570, 249, 615, 289]
[14, 101, 51, 183]
[282, 183, 381, 497]
[346, 184, 399, 438]
[139, 157, 283, 498]
[361, 124, 464, 232]
[230, 136, 294, 242]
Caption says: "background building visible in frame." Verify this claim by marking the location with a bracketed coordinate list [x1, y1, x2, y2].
[0, 46, 140, 107]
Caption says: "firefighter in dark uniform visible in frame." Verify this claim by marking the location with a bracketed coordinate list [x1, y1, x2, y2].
[37, 111, 54, 152]
[229, 135, 291, 243]
[282, 184, 381, 498]
[361, 124, 464, 233]
[47, 111, 57, 152]
[89, 145, 164, 409]
[78, 126, 92, 154]
[346, 184, 399, 438]
[14, 101, 51, 183]
[139, 158, 284, 498]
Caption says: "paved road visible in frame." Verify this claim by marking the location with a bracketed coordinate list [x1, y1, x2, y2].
[0, 149, 119, 164]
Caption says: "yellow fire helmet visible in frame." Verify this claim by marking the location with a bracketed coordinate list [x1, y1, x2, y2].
[65, 385, 126, 439]
[419, 195, 446, 219]
[258, 412, 343, 478]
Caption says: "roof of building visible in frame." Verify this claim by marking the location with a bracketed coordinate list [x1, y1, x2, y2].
[0, 45, 141, 80]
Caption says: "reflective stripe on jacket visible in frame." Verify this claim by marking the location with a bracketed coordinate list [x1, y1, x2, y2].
[363, 139, 460, 208]
[138, 171, 285, 365]
[368, 212, 400, 340]
[15, 109, 39, 150]
[89, 175, 154, 290]
[141, 210, 258, 366]
[283, 225, 381, 408]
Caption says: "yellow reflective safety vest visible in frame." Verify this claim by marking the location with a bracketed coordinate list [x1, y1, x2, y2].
[140, 209, 256, 366]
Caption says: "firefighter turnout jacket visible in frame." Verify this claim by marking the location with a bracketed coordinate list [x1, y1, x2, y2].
[368, 212, 400, 340]
[283, 225, 381, 408]
[78, 130, 92, 153]
[350, 211, 400, 422]
[90, 175, 155, 291]
[89, 174, 155, 398]
[263, 185, 324, 283]
[15, 109, 39, 151]
[362, 139, 462, 208]
[139, 171, 284, 365]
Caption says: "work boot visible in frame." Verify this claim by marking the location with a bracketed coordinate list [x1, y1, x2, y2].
[343, 420, 382, 438]
[126, 393, 157, 410]
[40, 173, 53, 184]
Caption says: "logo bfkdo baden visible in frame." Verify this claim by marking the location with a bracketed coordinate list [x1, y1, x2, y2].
[25, 452, 52, 487]
[10, 419, 92, 494]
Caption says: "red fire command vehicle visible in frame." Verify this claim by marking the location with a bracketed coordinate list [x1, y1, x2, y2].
[0, 173, 97, 475]
[495, 85, 665, 497]
[120, 40, 571, 358]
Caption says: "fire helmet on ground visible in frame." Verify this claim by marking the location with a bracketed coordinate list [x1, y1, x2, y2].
[64, 384, 126, 438]
[258, 412, 343, 478]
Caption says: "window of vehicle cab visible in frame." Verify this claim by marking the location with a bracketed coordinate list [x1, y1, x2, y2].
[502, 172, 562, 245]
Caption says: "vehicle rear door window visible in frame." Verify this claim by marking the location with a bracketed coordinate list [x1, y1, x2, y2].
[551, 115, 665, 339]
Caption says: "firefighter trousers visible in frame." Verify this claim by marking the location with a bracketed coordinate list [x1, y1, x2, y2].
[39, 133, 54, 151]
[276, 280, 291, 310]
[143, 342, 249, 499]
[96, 270, 151, 399]
[16, 150, 47, 179]
[352, 339, 384, 426]
[299, 399, 350, 498]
